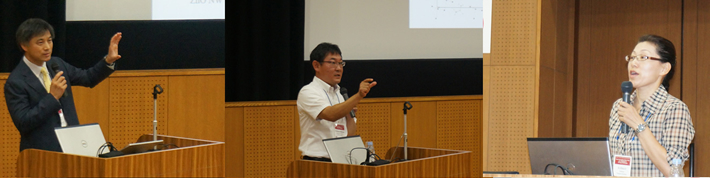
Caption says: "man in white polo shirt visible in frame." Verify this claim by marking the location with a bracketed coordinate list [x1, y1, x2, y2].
[297, 42, 377, 162]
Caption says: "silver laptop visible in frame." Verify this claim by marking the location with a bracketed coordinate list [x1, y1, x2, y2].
[54, 123, 108, 157]
[527, 137, 613, 176]
[121, 140, 164, 154]
[322, 135, 367, 165]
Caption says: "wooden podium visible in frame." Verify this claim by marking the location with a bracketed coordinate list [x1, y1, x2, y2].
[16, 134, 224, 177]
[289, 146, 472, 178]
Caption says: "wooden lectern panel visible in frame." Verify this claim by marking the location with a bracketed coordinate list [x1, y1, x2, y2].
[355, 103, 391, 157]
[0, 80, 20, 178]
[109, 77, 169, 149]
[244, 106, 294, 178]
[488, 66, 536, 173]
[296, 147, 472, 178]
[17, 135, 224, 177]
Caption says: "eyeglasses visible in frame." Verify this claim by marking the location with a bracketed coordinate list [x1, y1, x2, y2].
[625, 55, 662, 62]
[323, 61, 346, 67]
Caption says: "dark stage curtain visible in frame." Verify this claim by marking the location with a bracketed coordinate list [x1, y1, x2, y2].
[0, 0, 66, 72]
[228, 0, 306, 102]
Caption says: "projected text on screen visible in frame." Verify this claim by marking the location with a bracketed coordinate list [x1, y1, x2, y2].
[410, 0, 483, 28]
[152, 0, 225, 20]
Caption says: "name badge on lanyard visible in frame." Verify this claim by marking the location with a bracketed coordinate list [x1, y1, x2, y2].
[333, 122, 347, 137]
[324, 89, 347, 137]
[613, 155, 632, 177]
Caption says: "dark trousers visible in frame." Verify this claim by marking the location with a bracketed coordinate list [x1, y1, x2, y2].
[303, 155, 332, 162]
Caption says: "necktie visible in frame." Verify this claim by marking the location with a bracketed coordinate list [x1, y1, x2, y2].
[40, 67, 51, 93]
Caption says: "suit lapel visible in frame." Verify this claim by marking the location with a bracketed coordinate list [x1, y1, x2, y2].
[18, 61, 49, 95]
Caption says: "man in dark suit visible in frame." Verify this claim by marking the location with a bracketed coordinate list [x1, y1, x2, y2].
[4, 18, 123, 152]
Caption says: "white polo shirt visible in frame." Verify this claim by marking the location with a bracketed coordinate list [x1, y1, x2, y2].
[297, 76, 351, 158]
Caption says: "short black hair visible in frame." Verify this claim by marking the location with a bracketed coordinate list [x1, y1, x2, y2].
[16, 18, 55, 48]
[638, 34, 676, 91]
[309, 42, 342, 63]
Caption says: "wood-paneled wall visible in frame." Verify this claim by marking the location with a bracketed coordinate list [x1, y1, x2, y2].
[226, 95, 483, 178]
[681, 1, 710, 176]
[0, 68, 224, 177]
[484, 0, 540, 173]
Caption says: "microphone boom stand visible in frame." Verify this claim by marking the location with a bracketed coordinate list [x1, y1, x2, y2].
[402, 102, 412, 161]
[152, 85, 164, 143]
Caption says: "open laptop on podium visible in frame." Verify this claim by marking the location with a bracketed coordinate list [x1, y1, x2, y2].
[54, 123, 107, 157]
[527, 137, 613, 176]
[55, 123, 164, 157]
[323, 135, 367, 165]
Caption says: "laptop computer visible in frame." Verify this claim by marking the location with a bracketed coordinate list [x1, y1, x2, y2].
[120, 140, 164, 154]
[54, 123, 108, 157]
[322, 135, 367, 165]
[527, 137, 613, 176]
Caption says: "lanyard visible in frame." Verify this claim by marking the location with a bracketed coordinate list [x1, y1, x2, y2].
[614, 113, 651, 155]
[323, 89, 341, 106]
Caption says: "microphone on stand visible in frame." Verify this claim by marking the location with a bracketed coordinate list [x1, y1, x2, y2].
[340, 87, 356, 118]
[152, 85, 164, 142]
[621, 81, 633, 133]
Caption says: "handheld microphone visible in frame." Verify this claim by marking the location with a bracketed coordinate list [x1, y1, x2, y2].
[621, 81, 633, 133]
[50, 63, 66, 98]
[340, 87, 356, 118]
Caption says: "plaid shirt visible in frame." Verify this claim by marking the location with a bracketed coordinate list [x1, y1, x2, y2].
[608, 86, 695, 177]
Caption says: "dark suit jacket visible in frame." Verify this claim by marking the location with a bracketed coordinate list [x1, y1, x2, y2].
[4, 57, 114, 152]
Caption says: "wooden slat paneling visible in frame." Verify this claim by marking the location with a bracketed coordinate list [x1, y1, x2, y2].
[109, 77, 169, 149]
[167, 75, 225, 142]
[0, 79, 20, 178]
[243, 106, 294, 178]
[437, 100, 482, 176]
[356, 103, 391, 159]
[488, 66, 536, 173]
[73, 82, 111, 141]
[689, 0, 710, 176]
[389, 101, 437, 152]
[225, 107, 244, 178]
[487, 0, 539, 174]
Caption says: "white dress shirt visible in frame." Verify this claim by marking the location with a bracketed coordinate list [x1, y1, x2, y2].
[297, 76, 353, 158]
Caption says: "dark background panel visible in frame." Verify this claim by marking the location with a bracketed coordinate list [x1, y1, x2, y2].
[64, 20, 225, 69]
[302, 59, 484, 98]
[0, 0, 66, 72]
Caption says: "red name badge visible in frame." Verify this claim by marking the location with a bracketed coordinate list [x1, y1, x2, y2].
[335, 125, 345, 130]
[615, 156, 631, 166]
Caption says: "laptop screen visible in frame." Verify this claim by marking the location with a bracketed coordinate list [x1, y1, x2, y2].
[527, 137, 613, 176]
[322, 135, 367, 165]
[54, 123, 108, 157]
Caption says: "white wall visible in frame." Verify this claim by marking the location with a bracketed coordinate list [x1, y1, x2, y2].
[305, 0, 483, 60]
[66, 0, 224, 21]
[66, 0, 152, 21]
